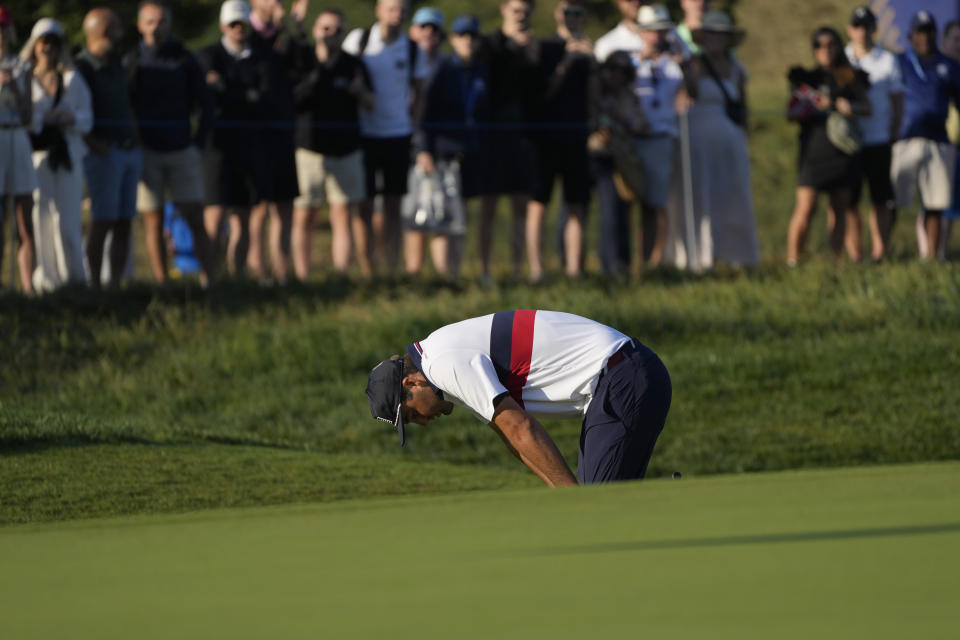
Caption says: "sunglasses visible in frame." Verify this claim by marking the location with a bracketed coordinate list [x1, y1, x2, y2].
[813, 40, 836, 49]
[563, 7, 586, 17]
[228, 21, 247, 30]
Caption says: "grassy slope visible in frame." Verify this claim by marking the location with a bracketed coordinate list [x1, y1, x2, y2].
[2, 462, 958, 639]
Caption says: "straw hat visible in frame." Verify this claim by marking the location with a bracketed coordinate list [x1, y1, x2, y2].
[637, 4, 675, 32]
[692, 10, 746, 48]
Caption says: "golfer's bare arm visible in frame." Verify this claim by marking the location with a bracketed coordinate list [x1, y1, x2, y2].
[489, 396, 578, 488]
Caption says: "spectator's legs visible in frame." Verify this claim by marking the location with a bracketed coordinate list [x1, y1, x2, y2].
[268, 201, 292, 284]
[178, 201, 217, 284]
[429, 234, 451, 277]
[639, 203, 666, 267]
[827, 189, 850, 260]
[564, 203, 584, 277]
[404, 230, 425, 275]
[594, 158, 631, 276]
[478, 195, 497, 279]
[354, 200, 374, 277]
[13, 194, 35, 295]
[107, 219, 132, 288]
[204, 205, 224, 244]
[922, 211, 943, 260]
[330, 202, 353, 273]
[86, 220, 110, 289]
[842, 205, 862, 262]
[939, 217, 953, 260]
[867, 202, 893, 262]
[510, 194, 527, 277]
[525, 199, 547, 282]
[382, 195, 402, 270]
[787, 187, 817, 265]
[291, 204, 315, 280]
[247, 202, 267, 280]
[227, 208, 250, 277]
[143, 209, 168, 283]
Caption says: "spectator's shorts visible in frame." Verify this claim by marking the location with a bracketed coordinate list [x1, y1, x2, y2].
[294, 148, 366, 207]
[0, 127, 38, 196]
[891, 138, 955, 210]
[137, 146, 205, 212]
[202, 147, 222, 207]
[361, 135, 412, 197]
[256, 129, 300, 203]
[851, 143, 894, 208]
[633, 134, 675, 209]
[485, 131, 534, 195]
[578, 339, 672, 484]
[529, 137, 590, 206]
[83, 147, 143, 222]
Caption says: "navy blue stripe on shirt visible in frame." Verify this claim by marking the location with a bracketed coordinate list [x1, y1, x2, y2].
[490, 311, 515, 390]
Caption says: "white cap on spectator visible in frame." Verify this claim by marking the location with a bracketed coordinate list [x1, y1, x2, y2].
[637, 4, 675, 31]
[220, 0, 251, 25]
[19, 18, 68, 63]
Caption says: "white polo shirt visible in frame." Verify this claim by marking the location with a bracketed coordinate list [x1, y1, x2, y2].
[343, 24, 430, 138]
[406, 310, 631, 423]
[845, 44, 905, 145]
[595, 23, 645, 62]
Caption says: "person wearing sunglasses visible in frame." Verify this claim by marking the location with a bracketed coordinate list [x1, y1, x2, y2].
[786, 26, 871, 265]
[290, 8, 373, 279]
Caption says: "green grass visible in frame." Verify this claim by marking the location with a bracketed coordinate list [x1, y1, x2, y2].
[2, 462, 957, 639]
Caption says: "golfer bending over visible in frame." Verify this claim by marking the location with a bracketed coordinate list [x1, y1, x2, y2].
[366, 310, 671, 486]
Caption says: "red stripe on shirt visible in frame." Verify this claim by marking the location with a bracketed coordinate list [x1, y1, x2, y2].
[507, 309, 536, 406]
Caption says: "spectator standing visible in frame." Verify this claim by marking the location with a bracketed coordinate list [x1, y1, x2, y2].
[291, 8, 372, 278]
[592, 0, 645, 276]
[526, 0, 593, 280]
[631, 4, 690, 269]
[245, 0, 305, 284]
[785, 27, 871, 265]
[198, 0, 268, 277]
[0, 6, 37, 295]
[128, 1, 217, 285]
[675, 0, 706, 56]
[843, 5, 903, 263]
[478, 0, 540, 282]
[892, 11, 960, 262]
[22, 18, 92, 292]
[409, 7, 445, 77]
[412, 14, 493, 279]
[938, 19, 960, 258]
[76, 8, 142, 288]
[343, 0, 429, 273]
[665, 10, 758, 270]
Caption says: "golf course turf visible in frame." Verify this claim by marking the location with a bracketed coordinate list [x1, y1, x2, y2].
[3, 461, 957, 639]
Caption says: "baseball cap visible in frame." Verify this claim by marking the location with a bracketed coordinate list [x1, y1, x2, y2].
[849, 6, 876, 28]
[451, 14, 480, 36]
[910, 10, 937, 33]
[366, 358, 406, 446]
[220, 0, 251, 25]
[412, 7, 444, 29]
[0, 6, 12, 27]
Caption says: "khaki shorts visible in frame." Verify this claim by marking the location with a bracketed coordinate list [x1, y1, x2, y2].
[891, 138, 955, 210]
[137, 146, 206, 212]
[294, 148, 366, 208]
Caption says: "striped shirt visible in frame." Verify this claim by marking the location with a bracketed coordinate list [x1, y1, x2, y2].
[406, 310, 630, 422]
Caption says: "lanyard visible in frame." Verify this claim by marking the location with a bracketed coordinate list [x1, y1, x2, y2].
[906, 50, 928, 82]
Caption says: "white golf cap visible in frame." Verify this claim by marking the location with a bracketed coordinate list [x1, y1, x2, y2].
[220, 0, 251, 25]
[637, 4, 675, 31]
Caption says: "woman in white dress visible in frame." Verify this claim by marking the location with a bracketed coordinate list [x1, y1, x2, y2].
[21, 18, 92, 291]
[665, 10, 759, 270]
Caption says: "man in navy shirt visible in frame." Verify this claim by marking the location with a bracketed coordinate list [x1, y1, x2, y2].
[891, 10, 960, 259]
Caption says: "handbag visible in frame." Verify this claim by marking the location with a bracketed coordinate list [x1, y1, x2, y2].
[402, 159, 466, 233]
[826, 111, 863, 155]
[701, 55, 747, 127]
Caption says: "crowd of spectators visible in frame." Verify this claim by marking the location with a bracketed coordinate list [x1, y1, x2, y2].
[0, 1, 957, 295]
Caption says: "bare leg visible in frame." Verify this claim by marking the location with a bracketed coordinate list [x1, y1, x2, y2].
[916, 212, 929, 258]
[787, 187, 818, 265]
[923, 211, 942, 260]
[354, 199, 374, 276]
[525, 199, 546, 282]
[247, 202, 267, 280]
[867, 203, 885, 261]
[478, 195, 497, 279]
[86, 220, 110, 290]
[329, 202, 352, 273]
[564, 203, 584, 277]
[226, 209, 249, 277]
[404, 230, 425, 275]
[843, 205, 862, 262]
[178, 201, 216, 284]
[827, 189, 850, 260]
[143, 209, 167, 283]
[268, 201, 292, 283]
[510, 194, 527, 277]
[429, 234, 449, 276]
[14, 195, 35, 295]
[292, 205, 314, 281]
[204, 204, 223, 243]
[107, 219, 132, 288]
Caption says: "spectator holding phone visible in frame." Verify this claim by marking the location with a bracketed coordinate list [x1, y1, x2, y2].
[786, 26, 871, 265]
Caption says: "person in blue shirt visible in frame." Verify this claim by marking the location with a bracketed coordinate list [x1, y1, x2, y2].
[891, 10, 960, 260]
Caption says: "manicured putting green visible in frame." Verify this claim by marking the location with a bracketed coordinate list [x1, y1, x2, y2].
[2, 462, 958, 639]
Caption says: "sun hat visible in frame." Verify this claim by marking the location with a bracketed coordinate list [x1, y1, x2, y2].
[19, 18, 69, 63]
[636, 4, 675, 32]
[692, 10, 746, 48]
[451, 14, 480, 36]
[366, 357, 406, 446]
[219, 0, 251, 25]
[412, 7, 444, 29]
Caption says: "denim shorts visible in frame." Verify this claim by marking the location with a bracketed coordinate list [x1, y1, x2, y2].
[84, 147, 143, 222]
